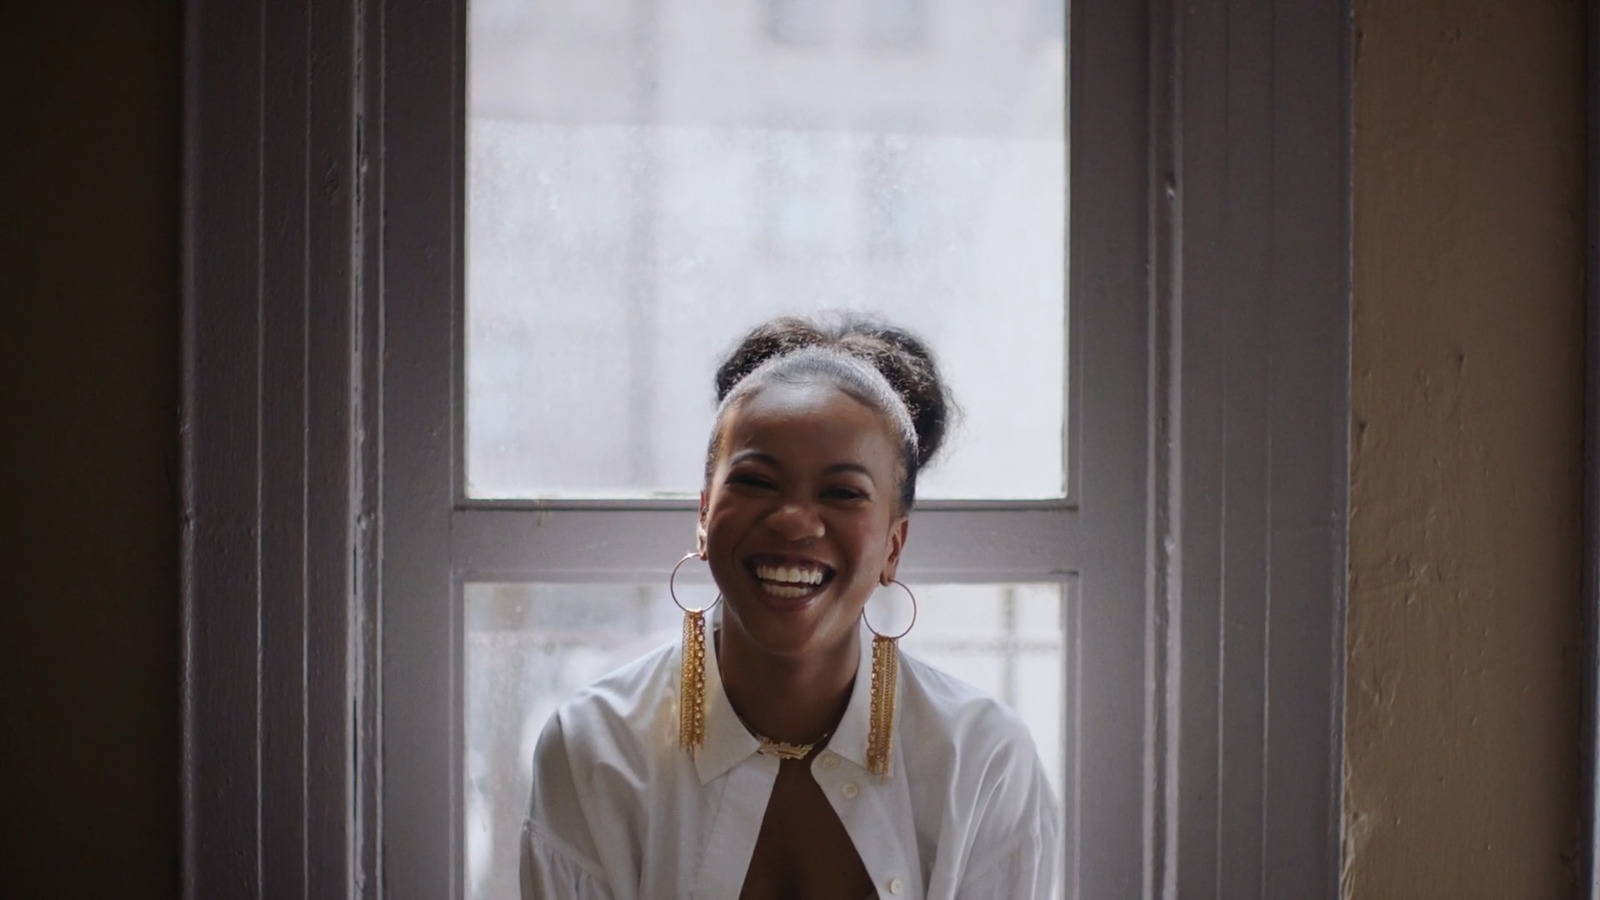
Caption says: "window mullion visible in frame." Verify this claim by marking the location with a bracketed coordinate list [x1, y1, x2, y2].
[448, 506, 1085, 583]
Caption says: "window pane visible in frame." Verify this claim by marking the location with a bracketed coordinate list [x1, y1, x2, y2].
[464, 580, 1066, 900]
[467, 1, 1068, 500]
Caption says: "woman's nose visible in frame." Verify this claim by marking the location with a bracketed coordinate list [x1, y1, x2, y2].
[767, 500, 825, 541]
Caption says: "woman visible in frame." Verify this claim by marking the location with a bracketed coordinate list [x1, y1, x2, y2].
[521, 316, 1060, 899]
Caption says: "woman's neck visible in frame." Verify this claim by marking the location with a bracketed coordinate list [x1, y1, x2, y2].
[715, 626, 859, 746]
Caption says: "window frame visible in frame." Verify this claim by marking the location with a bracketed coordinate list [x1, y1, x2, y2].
[443, 4, 1097, 890]
[180, 0, 1353, 897]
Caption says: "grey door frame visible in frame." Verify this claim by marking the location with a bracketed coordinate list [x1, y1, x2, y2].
[180, 0, 1352, 897]
[179, 0, 380, 894]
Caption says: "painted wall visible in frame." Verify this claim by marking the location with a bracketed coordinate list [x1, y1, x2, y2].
[1, 3, 182, 897]
[1345, 0, 1588, 896]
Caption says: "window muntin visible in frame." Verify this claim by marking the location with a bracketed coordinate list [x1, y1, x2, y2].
[465, 0, 1068, 500]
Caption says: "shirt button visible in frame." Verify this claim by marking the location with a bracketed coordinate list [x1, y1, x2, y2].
[841, 782, 859, 799]
[820, 753, 840, 771]
[889, 877, 904, 894]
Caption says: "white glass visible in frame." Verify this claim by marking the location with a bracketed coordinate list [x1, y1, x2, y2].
[467, 0, 1068, 499]
[463, 580, 1065, 900]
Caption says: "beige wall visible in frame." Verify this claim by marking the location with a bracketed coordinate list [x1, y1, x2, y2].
[1, 0, 1589, 897]
[1, 3, 182, 897]
[1345, 0, 1587, 897]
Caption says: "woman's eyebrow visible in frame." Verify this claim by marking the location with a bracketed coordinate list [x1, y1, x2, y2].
[727, 452, 878, 485]
[728, 450, 779, 468]
[823, 462, 877, 484]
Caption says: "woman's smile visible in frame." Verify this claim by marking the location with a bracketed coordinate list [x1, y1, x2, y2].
[746, 554, 835, 603]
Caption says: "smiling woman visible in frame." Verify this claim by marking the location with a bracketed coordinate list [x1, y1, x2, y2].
[519, 316, 1062, 899]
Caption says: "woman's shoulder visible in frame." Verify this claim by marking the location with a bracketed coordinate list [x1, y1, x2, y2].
[542, 639, 680, 759]
[525, 643, 682, 888]
[895, 650, 1038, 759]
[895, 649, 1061, 872]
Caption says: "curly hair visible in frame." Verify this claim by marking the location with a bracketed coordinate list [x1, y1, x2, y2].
[705, 314, 955, 513]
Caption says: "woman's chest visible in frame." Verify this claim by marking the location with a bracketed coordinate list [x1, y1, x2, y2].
[737, 762, 876, 900]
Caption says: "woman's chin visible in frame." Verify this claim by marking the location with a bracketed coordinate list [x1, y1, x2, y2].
[721, 596, 831, 658]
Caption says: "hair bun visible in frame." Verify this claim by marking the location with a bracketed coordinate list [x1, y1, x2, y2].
[712, 317, 827, 402]
[716, 313, 954, 468]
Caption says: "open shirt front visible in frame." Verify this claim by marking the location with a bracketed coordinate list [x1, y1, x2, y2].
[521, 617, 1061, 899]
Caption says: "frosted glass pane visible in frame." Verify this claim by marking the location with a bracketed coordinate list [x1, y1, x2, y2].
[463, 580, 1066, 900]
[467, 1, 1067, 499]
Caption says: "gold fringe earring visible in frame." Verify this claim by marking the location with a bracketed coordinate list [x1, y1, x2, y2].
[670, 551, 719, 750]
[864, 579, 918, 778]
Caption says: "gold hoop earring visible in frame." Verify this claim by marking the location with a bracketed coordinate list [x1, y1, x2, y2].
[862, 579, 917, 778]
[670, 551, 721, 750]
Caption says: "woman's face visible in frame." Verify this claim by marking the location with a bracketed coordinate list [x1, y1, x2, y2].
[698, 380, 909, 662]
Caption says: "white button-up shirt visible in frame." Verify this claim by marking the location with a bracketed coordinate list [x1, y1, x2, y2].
[521, 624, 1060, 899]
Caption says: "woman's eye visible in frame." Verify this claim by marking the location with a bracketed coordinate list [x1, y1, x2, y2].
[729, 473, 773, 489]
[824, 487, 867, 501]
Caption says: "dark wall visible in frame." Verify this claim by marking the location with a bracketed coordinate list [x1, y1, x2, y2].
[1, 2, 182, 896]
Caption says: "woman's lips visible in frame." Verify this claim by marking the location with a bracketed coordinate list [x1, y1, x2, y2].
[744, 556, 834, 608]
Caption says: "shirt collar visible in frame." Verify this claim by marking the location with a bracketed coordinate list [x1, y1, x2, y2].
[692, 618, 760, 784]
[692, 618, 881, 784]
[826, 624, 877, 772]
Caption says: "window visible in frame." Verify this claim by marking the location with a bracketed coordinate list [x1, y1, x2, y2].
[466, 0, 1066, 501]
[181, 1, 1349, 897]
[863, 0, 926, 48]
[765, 0, 828, 45]
[463, 5, 1070, 894]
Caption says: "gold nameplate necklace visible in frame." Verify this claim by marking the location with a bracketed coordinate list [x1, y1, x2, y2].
[741, 720, 832, 761]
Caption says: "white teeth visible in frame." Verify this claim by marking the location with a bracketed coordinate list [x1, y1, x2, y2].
[753, 564, 826, 586]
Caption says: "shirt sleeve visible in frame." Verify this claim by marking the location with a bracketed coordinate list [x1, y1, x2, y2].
[952, 711, 1063, 899]
[952, 823, 1059, 899]
[520, 819, 615, 900]
[520, 711, 616, 900]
